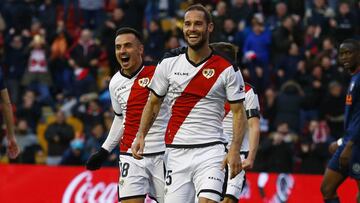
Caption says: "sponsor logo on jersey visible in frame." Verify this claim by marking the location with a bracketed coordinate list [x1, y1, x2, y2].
[174, 72, 189, 76]
[138, 77, 150, 87]
[352, 163, 360, 174]
[346, 94, 352, 105]
[202, 68, 215, 79]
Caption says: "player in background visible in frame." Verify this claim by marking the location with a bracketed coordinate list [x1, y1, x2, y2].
[85, 27, 169, 203]
[210, 42, 260, 203]
[132, 4, 247, 203]
[320, 39, 360, 203]
[0, 68, 20, 159]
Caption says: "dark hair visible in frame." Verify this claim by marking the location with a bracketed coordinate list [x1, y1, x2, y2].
[115, 27, 143, 44]
[341, 39, 360, 51]
[184, 4, 213, 24]
[210, 42, 238, 62]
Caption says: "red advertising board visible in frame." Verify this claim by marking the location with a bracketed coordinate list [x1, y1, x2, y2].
[0, 164, 357, 203]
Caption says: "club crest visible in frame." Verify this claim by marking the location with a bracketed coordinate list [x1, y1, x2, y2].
[138, 77, 150, 87]
[202, 68, 215, 79]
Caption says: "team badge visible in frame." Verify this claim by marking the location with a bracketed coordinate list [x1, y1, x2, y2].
[119, 179, 125, 187]
[352, 163, 360, 174]
[202, 69, 215, 79]
[138, 77, 150, 87]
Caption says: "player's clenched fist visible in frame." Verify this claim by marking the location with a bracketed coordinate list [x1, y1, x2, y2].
[86, 148, 109, 170]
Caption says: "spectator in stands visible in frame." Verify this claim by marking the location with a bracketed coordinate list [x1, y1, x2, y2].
[276, 42, 305, 88]
[22, 35, 53, 105]
[266, 2, 288, 31]
[79, 0, 105, 30]
[12, 119, 42, 164]
[117, 0, 147, 32]
[85, 122, 117, 167]
[60, 138, 87, 165]
[305, 0, 335, 35]
[100, 7, 126, 75]
[229, 0, 251, 26]
[49, 20, 73, 92]
[37, 0, 57, 38]
[3, 34, 27, 104]
[260, 122, 298, 173]
[330, 2, 357, 44]
[144, 19, 165, 61]
[68, 28, 101, 78]
[271, 15, 302, 67]
[274, 80, 304, 133]
[299, 120, 330, 174]
[45, 109, 75, 165]
[16, 89, 41, 133]
[73, 98, 103, 136]
[211, 1, 228, 42]
[319, 81, 345, 140]
[243, 14, 271, 93]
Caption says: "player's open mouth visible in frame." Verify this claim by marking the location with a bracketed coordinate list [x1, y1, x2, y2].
[121, 55, 130, 65]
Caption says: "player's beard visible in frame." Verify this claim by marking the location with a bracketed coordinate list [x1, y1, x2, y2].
[185, 33, 208, 51]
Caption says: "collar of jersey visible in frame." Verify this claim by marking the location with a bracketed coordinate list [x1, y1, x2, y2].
[185, 47, 213, 67]
[119, 62, 144, 79]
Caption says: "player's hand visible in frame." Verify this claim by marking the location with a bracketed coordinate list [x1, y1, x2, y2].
[86, 148, 109, 170]
[131, 133, 145, 159]
[328, 141, 338, 154]
[339, 142, 352, 169]
[242, 158, 254, 171]
[222, 149, 242, 179]
[7, 136, 20, 159]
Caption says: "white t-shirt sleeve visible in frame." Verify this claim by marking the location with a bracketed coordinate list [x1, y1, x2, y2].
[147, 62, 169, 97]
[109, 83, 122, 115]
[102, 115, 123, 152]
[244, 88, 261, 119]
[244, 89, 260, 111]
[225, 67, 245, 102]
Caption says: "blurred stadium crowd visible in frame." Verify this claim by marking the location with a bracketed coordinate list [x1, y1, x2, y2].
[0, 0, 359, 174]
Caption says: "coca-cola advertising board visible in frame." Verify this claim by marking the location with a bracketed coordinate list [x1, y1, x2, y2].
[0, 164, 357, 203]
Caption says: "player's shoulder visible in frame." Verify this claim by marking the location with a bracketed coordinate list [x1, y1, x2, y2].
[245, 82, 257, 94]
[212, 50, 238, 72]
[109, 71, 122, 89]
[144, 60, 157, 68]
[158, 46, 187, 64]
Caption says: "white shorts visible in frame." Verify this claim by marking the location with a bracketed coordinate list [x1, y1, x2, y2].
[164, 144, 226, 202]
[118, 153, 165, 203]
[225, 153, 248, 201]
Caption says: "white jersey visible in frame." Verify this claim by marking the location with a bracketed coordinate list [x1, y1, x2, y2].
[109, 63, 169, 154]
[223, 83, 260, 151]
[148, 48, 245, 147]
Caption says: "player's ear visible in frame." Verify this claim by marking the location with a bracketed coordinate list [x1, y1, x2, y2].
[208, 22, 214, 33]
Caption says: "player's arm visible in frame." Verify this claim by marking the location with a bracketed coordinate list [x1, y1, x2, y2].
[0, 88, 20, 159]
[131, 60, 169, 159]
[224, 101, 247, 179]
[132, 93, 163, 159]
[243, 115, 260, 170]
[86, 83, 124, 170]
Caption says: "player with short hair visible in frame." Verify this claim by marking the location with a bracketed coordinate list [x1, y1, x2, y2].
[210, 42, 261, 203]
[0, 68, 20, 159]
[86, 27, 169, 203]
[320, 39, 360, 203]
[132, 4, 247, 203]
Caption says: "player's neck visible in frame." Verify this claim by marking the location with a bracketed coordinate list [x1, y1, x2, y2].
[122, 60, 143, 77]
[187, 45, 212, 65]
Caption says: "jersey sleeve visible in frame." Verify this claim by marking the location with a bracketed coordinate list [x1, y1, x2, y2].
[225, 68, 245, 103]
[109, 82, 122, 116]
[147, 61, 169, 97]
[244, 88, 261, 119]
